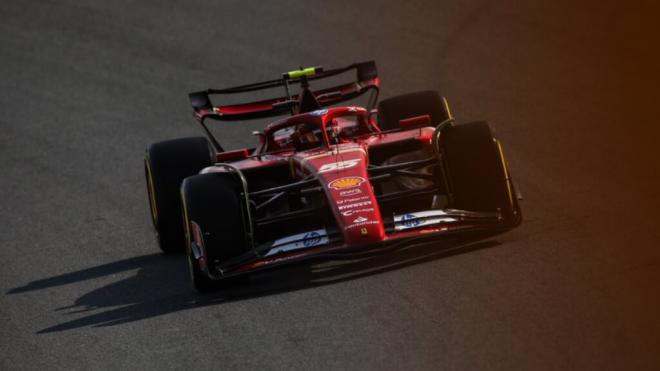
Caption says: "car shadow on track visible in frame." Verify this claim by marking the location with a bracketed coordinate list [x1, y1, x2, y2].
[7, 237, 500, 334]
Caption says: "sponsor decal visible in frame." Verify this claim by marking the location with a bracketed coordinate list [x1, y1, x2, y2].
[329, 176, 365, 190]
[339, 188, 362, 197]
[266, 229, 329, 256]
[310, 109, 328, 116]
[302, 231, 322, 247]
[341, 208, 374, 216]
[336, 195, 369, 205]
[401, 214, 420, 227]
[303, 149, 326, 158]
[360, 227, 368, 235]
[345, 220, 379, 230]
[393, 210, 457, 231]
[353, 216, 368, 223]
[337, 201, 372, 210]
[318, 159, 361, 173]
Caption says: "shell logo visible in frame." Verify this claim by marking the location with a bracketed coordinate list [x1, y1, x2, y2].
[328, 176, 365, 190]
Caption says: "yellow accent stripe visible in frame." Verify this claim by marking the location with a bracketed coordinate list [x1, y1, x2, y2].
[287, 67, 317, 79]
[441, 97, 453, 120]
[496, 140, 515, 209]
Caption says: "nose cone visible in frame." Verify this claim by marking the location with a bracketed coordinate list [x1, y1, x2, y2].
[303, 147, 385, 245]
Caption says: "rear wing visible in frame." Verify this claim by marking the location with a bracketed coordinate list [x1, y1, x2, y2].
[188, 61, 379, 123]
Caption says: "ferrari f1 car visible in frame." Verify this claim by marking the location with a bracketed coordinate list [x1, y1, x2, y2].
[145, 61, 522, 291]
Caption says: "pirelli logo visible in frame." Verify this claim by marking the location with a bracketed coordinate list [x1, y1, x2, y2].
[337, 201, 372, 210]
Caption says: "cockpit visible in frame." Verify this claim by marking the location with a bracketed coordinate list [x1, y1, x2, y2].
[326, 113, 372, 142]
[268, 122, 325, 152]
[264, 109, 374, 153]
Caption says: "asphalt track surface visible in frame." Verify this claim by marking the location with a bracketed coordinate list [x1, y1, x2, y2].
[2, 1, 659, 369]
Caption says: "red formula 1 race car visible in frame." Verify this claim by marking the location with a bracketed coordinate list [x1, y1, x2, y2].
[145, 61, 522, 291]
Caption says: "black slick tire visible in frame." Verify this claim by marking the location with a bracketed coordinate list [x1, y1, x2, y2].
[440, 121, 521, 226]
[377, 90, 450, 131]
[181, 173, 249, 292]
[145, 137, 213, 253]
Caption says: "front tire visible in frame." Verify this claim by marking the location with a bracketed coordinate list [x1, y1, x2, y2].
[145, 137, 214, 253]
[377, 90, 450, 131]
[440, 121, 521, 226]
[181, 173, 250, 291]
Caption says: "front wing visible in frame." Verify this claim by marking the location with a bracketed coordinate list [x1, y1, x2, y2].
[190, 209, 513, 280]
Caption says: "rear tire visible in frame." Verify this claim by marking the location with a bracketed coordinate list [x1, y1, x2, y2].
[145, 137, 213, 253]
[181, 173, 250, 291]
[440, 121, 521, 226]
[377, 90, 450, 131]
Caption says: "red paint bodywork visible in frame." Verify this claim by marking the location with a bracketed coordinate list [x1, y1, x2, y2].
[180, 63, 519, 280]
[199, 106, 458, 274]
